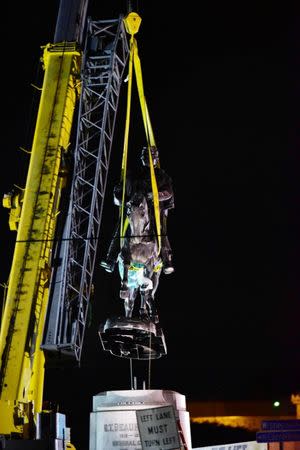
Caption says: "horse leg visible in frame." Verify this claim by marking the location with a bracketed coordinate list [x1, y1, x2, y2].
[124, 294, 135, 319]
[119, 260, 130, 300]
[144, 293, 158, 323]
[118, 259, 133, 318]
[146, 271, 161, 323]
[139, 291, 149, 321]
[137, 268, 153, 321]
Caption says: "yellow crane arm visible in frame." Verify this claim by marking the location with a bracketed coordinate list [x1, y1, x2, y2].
[0, 42, 81, 437]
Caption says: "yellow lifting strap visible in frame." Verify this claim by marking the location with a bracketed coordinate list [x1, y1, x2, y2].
[121, 12, 161, 253]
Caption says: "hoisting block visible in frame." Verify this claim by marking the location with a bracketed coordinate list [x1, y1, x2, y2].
[98, 317, 167, 359]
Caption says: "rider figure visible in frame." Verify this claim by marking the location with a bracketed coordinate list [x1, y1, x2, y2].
[100, 146, 175, 275]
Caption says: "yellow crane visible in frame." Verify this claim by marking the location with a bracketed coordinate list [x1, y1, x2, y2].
[0, 1, 162, 447]
[0, 0, 130, 445]
[0, 0, 87, 444]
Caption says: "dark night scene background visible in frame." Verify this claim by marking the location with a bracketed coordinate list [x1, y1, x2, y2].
[0, 1, 289, 449]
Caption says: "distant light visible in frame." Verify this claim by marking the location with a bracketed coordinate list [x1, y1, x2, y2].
[273, 401, 280, 407]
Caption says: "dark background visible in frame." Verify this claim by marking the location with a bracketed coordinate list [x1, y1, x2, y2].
[0, 0, 290, 448]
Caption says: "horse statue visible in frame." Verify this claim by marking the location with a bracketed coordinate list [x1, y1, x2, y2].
[117, 192, 162, 323]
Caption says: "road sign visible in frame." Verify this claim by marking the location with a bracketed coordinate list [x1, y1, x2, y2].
[196, 441, 267, 450]
[136, 405, 180, 450]
[261, 420, 300, 431]
[256, 430, 300, 442]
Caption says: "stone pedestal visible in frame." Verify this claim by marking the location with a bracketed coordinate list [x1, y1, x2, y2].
[89, 389, 192, 449]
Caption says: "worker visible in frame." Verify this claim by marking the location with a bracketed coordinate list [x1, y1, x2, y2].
[100, 146, 175, 275]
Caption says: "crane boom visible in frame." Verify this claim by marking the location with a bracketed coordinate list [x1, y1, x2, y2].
[0, 0, 88, 439]
[0, 0, 131, 445]
[42, 16, 129, 362]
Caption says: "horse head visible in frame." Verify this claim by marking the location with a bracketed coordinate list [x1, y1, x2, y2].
[125, 192, 160, 265]
[125, 192, 150, 244]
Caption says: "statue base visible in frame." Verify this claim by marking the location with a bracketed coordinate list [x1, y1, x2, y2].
[98, 317, 167, 359]
[89, 389, 192, 450]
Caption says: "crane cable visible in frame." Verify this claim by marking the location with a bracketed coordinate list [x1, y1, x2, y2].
[121, 12, 161, 253]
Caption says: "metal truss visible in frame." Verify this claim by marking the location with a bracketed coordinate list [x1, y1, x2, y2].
[42, 16, 129, 361]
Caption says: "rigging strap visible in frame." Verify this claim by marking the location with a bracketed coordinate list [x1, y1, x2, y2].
[121, 12, 161, 253]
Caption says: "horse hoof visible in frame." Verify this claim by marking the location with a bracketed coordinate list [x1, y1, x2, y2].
[140, 311, 150, 321]
[141, 317, 149, 323]
[150, 314, 159, 324]
[163, 266, 174, 275]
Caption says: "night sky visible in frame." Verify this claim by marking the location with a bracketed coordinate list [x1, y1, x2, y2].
[0, 1, 290, 448]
